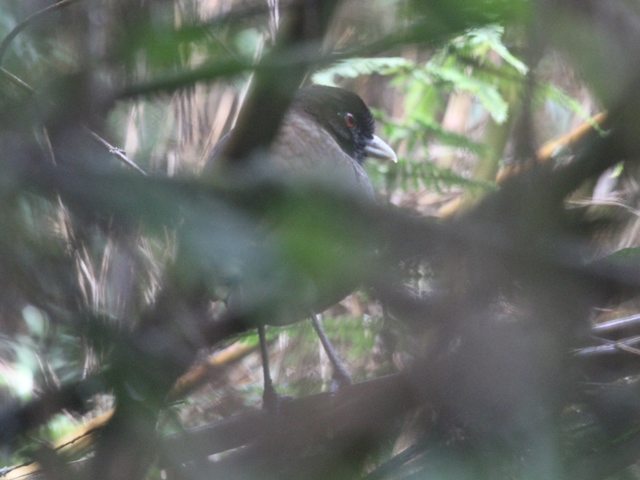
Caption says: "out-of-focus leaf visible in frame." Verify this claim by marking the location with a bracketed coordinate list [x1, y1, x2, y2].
[463, 25, 528, 74]
[591, 247, 640, 268]
[538, 83, 606, 134]
[21, 305, 46, 338]
[408, 0, 530, 33]
[377, 112, 488, 155]
[312, 57, 415, 86]
[121, 22, 249, 75]
[234, 28, 262, 59]
[427, 62, 508, 123]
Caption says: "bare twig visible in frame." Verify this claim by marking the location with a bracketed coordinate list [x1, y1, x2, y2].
[0, 67, 56, 164]
[84, 127, 147, 176]
[593, 313, 640, 334]
[576, 335, 640, 357]
[0, 67, 35, 93]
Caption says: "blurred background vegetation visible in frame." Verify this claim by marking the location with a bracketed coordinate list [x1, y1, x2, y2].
[3, 0, 640, 479]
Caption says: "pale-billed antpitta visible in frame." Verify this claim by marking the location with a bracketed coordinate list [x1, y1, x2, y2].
[205, 84, 395, 196]
[204, 84, 396, 404]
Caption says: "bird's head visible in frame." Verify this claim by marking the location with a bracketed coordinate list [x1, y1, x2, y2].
[294, 85, 397, 165]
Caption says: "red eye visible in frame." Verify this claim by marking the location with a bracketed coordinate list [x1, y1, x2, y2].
[343, 112, 356, 128]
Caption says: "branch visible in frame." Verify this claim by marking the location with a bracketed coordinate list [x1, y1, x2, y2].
[213, 0, 340, 164]
[159, 374, 416, 470]
[84, 127, 147, 176]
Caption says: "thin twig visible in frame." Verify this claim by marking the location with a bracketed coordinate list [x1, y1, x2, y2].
[593, 312, 640, 334]
[0, 67, 56, 164]
[0, 67, 35, 93]
[575, 335, 640, 357]
[0, 422, 101, 479]
[84, 127, 147, 176]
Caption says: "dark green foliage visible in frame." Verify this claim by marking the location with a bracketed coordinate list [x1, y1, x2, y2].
[3, 1, 640, 480]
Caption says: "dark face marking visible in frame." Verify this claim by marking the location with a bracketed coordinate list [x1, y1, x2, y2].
[294, 85, 376, 164]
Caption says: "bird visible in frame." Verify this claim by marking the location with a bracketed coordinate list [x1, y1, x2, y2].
[203, 84, 397, 408]
[205, 84, 396, 195]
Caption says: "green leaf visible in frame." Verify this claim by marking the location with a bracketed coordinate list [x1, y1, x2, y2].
[312, 57, 415, 86]
[592, 247, 640, 267]
[426, 63, 509, 123]
[538, 83, 605, 134]
[466, 25, 528, 74]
